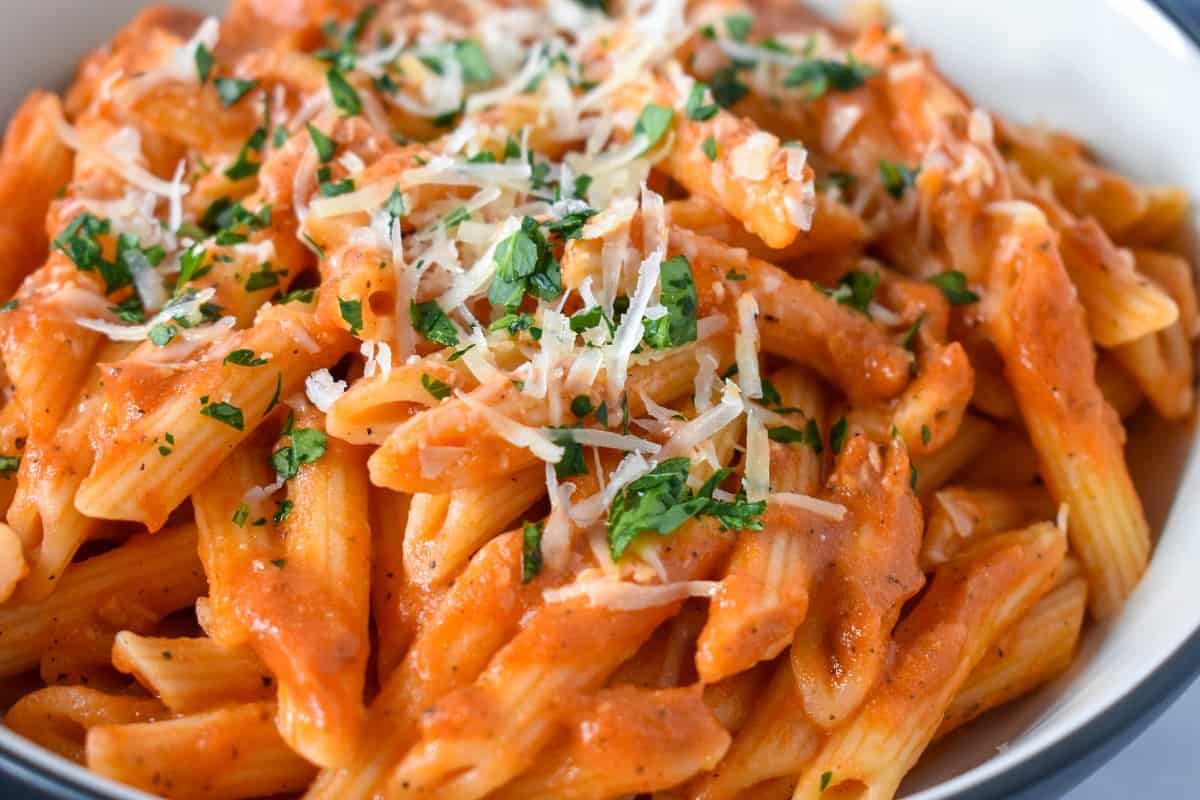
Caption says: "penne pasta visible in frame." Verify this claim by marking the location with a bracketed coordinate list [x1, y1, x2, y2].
[0, 3, 1189, 799]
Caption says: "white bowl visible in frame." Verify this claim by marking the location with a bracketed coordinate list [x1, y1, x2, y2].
[1, 1, 1198, 798]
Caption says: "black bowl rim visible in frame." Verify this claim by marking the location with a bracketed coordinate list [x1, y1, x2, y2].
[3, 1, 1200, 798]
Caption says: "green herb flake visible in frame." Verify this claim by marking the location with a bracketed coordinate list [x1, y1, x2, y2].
[224, 349, 268, 367]
[767, 425, 806, 443]
[201, 399, 245, 431]
[521, 520, 544, 583]
[724, 14, 752, 41]
[901, 312, 926, 351]
[410, 300, 459, 346]
[829, 270, 879, 315]
[0, 454, 21, 474]
[264, 373, 282, 417]
[879, 159, 920, 199]
[829, 416, 848, 455]
[489, 216, 561, 308]
[571, 395, 594, 418]
[232, 502, 250, 526]
[702, 135, 718, 162]
[443, 206, 470, 228]
[685, 82, 718, 121]
[271, 428, 329, 480]
[148, 323, 177, 347]
[921, 424, 932, 445]
[195, 44, 214, 85]
[326, 67, 363, 116]
[421, 373, 452, 401]
[632, 103, 674, 154]
[224, 127, 267, 180]
[784, 56, 876, 99]
[607, 457, 765, 561]
[306, 123, 337, 163]
[244, 262, 282, 292]
[642, 255, 698, 349]
[338, 296, 364, 336]
[709, 66, 749, 108]
[454, 39, 492, 83]
[820, 771, 833, 792]
[215, 78, 257, 107]
[928, 270, 980, 305]
[273, 499, 294, 524]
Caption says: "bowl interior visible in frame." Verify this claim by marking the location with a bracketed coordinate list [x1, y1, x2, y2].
[801, 0, 1200, 796]
[1, 1, 1199, 798]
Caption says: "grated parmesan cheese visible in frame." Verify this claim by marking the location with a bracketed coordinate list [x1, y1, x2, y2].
[543, 577, 720, 610]
[305, 369, 348, 412]
[770, 492, 848, 521]
[735, 293, 763, 399]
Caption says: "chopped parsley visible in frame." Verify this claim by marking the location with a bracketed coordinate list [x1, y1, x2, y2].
[271, 428, 328, 480]
[820, 771, 833, 792]
[194, 44, 214, 85]
[442, 206, 470, 228]
[224, 349, 268, 367]
[489, 312, 541, 339]
[410, 300, 459, 346]
[783, 57, 876, 99]
[264, 373, 282, 417]
[326, 68, 362, 116]
[724, 14, 752, 41]
[901, 312, 926, 350]
[570, 305, 605, 333]
[338, 297, 364, 336]
[421, 373, 452, 401]
[454, 39, 492, 83]
[200, 399, 245, 431]
[548, 428, 586, 479]
[685, 82, 718, 121]
[879, 160, 920, 199]
[571, 395, 594, 418]
[306, 123, 336, 163]
[448, 344, 475, 362]
[928, 270, 980, 305]
[244, 262, 283, 292]
[642, 255, 698, 349]
[317, 169, 355, 197]
[544, 209, 597, 240]
[277, 287, 315, 305]
[521, 521, 544, 583]
[215, 78, 256, 107]
[273, 499, 294, 524]
[607, 458, 766, 560]
[702, 135, 718, 162]
[827, 270, 879, 315]
[225, 126, 267, 180]
[489, 216, 562, 309]
[0, 455, 21, 475]
[386, 185, 405, 228]
[148, 323, 177, 347]
[709, 66, 749, 108]
[804, 418, 823, 453]
[921, 424, 932, 445]
[175, 245, 210, 294]
[726, 267, 746, 281]
[633, 103, 674, 154]
[829, 416, 848, 455]
[232, 503, 250, 526]
[0, 299, 16, 312]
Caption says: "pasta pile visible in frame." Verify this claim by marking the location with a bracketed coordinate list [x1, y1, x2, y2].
[0, 0, 1193, 798]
